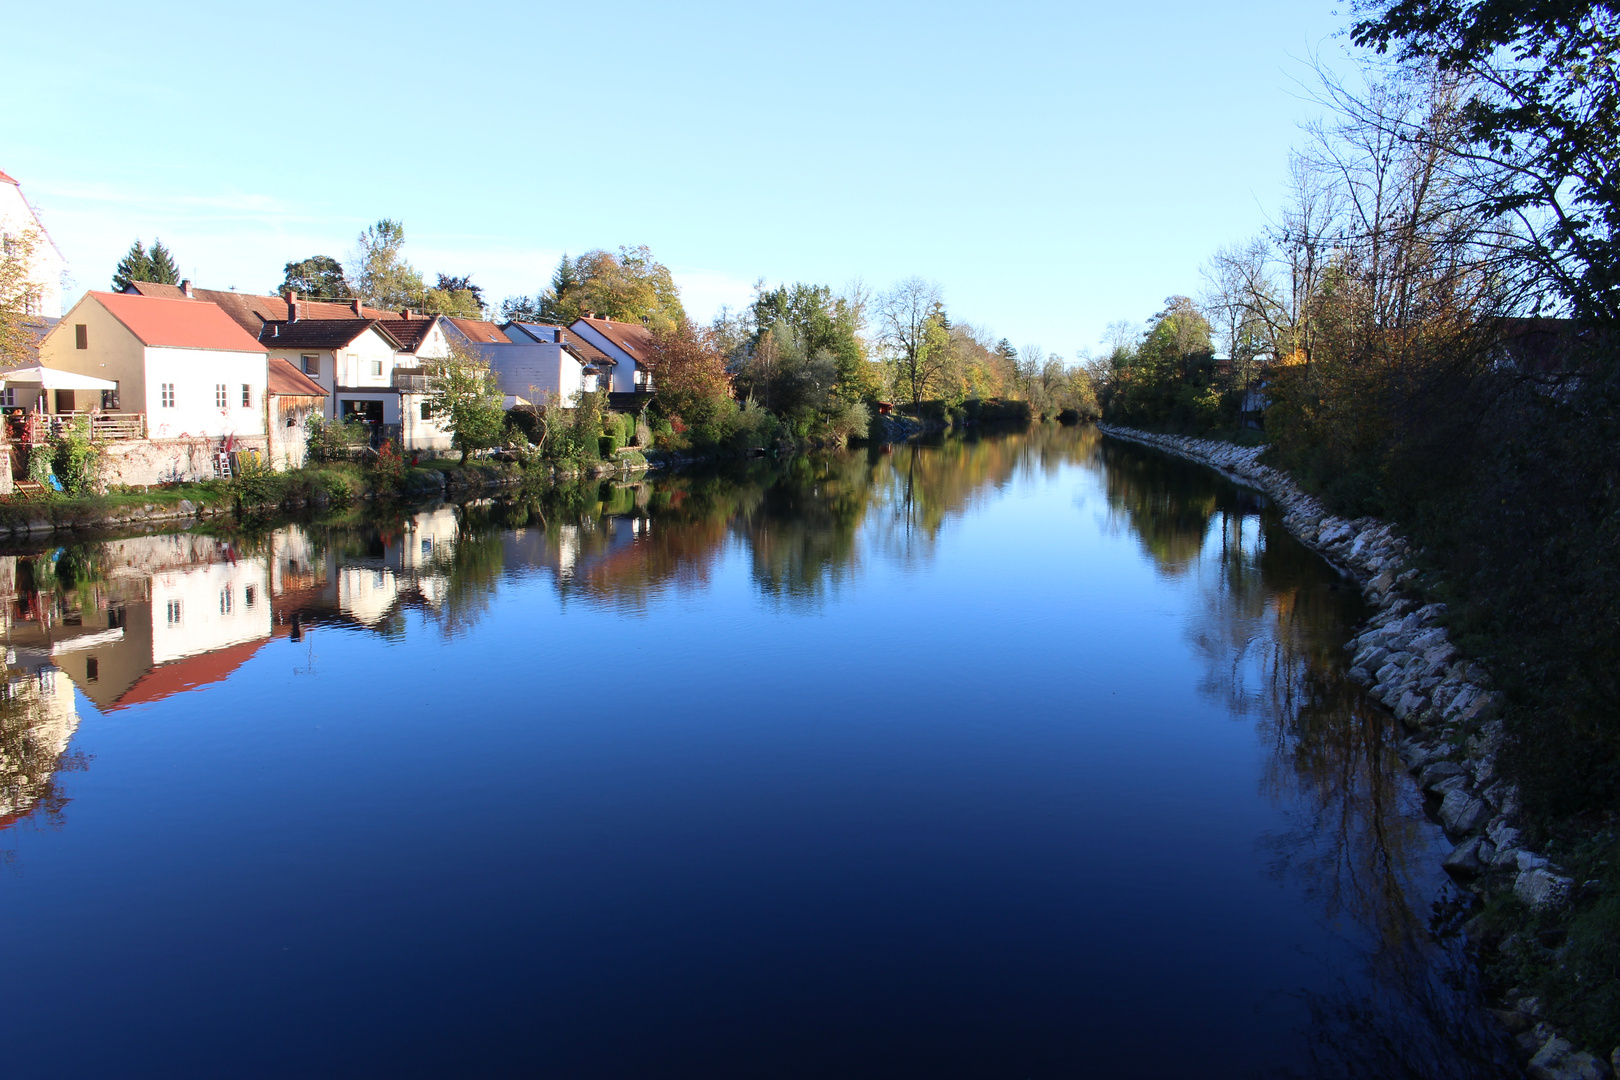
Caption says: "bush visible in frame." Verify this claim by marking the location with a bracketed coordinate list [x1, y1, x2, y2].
[307, 416, 371, 462]
[51, 417, 101, 495]
[26, 445, 53, 486]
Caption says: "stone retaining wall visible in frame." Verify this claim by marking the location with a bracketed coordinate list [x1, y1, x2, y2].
[100, 436, 270, 486]
[1099, 425, 1612, 1080]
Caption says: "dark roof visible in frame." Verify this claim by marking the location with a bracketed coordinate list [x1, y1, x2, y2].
[561, 330, 614, 367]
[258, 318, 401, 350]
[123, 282, 416, 334]
[267, 357, 328, 397]
[378, 317, 439, 352]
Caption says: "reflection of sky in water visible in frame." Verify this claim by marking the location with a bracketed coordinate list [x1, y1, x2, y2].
[0, 427, 1515, 1079]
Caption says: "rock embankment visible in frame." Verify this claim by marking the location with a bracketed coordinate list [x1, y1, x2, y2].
[1099, 425, 1610, 1079]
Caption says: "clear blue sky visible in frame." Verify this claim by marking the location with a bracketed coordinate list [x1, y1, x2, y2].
[5, 0, 1353, 357]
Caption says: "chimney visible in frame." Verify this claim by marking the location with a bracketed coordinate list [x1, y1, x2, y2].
[180, 279, 194, 299]
[555, 328, 564, 343]
[402, 308, 413, 318]
[286, 290, 299, 323]
[352, 298, 363, 316]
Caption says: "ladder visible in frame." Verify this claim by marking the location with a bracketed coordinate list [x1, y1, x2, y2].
[215, 451, 233, 479]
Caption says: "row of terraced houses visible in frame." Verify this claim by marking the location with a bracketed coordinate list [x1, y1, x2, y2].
[0, 165, 656, 488]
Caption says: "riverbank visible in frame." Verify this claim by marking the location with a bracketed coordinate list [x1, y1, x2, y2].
[1099, 424, 1618, 1080]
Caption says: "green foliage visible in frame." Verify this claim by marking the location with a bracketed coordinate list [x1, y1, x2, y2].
[0, 227, 43, 367]
[529, 246, 686, 332]
[350, 218, 425, 310]
[749, 283, 873, 402]
[112, 237, 181, 291]
[26, 445, 52, 486]
[306, 415, 372, 463]
[427, 344, 507, 464]
[424, 273, 484, 318]
[51, 417, 101, 495]
[278, 255, 351, 300]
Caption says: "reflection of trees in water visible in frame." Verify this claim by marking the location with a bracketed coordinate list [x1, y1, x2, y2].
[0, 667, 89, 855]
[1096, 441, 1224, 575]
[1099, 438, 1517, 1078]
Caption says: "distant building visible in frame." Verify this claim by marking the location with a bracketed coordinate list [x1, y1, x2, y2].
[0, 167, 68, 319]
[568, 316, 656, 395]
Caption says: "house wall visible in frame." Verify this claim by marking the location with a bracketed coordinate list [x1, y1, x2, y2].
[37, 294, 147, 407]
[398, 392, 453, 453]
[480, 342, 584, 404]
[0, 182, 66, 318]
[141, 346, 267, 438]
[333, 329, 400, 395]
[568, 322, 645, 393]
[149, 560, 272, 666]
[269, 394, 322, 469]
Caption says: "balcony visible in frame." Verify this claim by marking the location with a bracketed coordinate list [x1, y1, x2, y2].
[394, 371, 433, 394]
[7, 411, 146, 445]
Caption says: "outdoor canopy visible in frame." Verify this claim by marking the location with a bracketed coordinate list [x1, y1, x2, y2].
[0, 365, 117, 391]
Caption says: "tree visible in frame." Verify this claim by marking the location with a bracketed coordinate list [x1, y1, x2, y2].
[643, 319, 733, 427]
[424, 274, 484, 318]
[748, 282, 874, 402]
[349, 218, 426, 310]
[147, 240, 180, 285]
[278, 255, 351, 299]
[539, 246, 686, 331]
[875, 277, 948, 409]
[1353, 0, 1620, 324]
[1, 228, 44, 366]
[426, 341, 507, 463]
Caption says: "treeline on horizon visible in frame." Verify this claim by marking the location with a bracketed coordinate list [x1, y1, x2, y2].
[1090, 0, 1620, 1050]
[98, 223, 1101, 456]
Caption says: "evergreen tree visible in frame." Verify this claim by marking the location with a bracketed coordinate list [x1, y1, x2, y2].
[146, 239, 181, 285]
[111, 240, 152, 292]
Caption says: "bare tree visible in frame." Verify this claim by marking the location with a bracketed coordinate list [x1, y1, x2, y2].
[875, 277, 946, 410]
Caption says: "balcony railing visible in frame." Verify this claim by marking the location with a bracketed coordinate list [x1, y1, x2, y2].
[6, 411, 146, 444]
[394, 371, 433, 393]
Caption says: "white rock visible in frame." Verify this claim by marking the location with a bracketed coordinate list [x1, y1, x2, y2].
[1515, 868, 1574, 908]
[1439, 789, 1488, 834]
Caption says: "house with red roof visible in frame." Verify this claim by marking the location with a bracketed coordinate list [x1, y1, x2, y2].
[36, 291, 268, 445]
[0, 166, 68, 319]
[568, 316, 656, 395]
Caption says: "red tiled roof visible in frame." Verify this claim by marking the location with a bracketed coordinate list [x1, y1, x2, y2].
[123, 282, 415, 334]
[577, 316, 655, 364]
[0, 168, 16, 186]
[268, 357, 327, 396]
[445, 317, 509, 344]
[108, 638, 268, 710]
[88, 291, 267, 353]
[561, 330, 614, 367]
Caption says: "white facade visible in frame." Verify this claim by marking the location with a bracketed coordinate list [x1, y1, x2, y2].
[568, 320, 649, 394]
[150, 559, 273, 666]
[144, 346, 267, 440]
[0, 174, 67, 319]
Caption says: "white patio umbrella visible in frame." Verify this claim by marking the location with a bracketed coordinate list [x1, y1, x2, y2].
[0, 365, 117, 391]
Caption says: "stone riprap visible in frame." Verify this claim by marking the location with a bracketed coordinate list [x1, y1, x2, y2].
[1098, 425, 1605, 1076]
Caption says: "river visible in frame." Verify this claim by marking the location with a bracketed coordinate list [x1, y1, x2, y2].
[0, 425, 1519, 1078]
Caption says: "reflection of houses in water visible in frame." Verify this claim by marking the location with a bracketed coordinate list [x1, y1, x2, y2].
[3, 537, 272, 712]
[0, 656, 82, 829]
[272, 507, 465, 631]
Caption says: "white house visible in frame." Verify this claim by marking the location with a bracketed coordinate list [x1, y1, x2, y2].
[36, 291, 267, 440]
[568, 316, 655, 394]
[259, 315, 453, 451]
[0, 166, 67, 319]
[441, 318, 611, 407]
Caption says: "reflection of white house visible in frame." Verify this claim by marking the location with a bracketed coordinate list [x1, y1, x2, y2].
[35, 536, 274, 711]
[0, 658, 81, 826]
[0, 166, 67, 318]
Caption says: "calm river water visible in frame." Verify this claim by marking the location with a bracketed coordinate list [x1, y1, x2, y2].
[0, 426, 1518, 1078]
